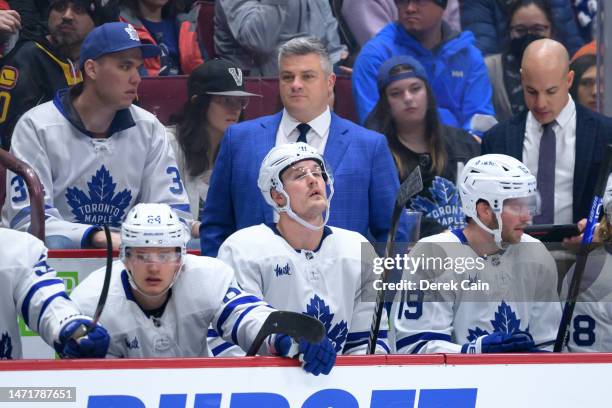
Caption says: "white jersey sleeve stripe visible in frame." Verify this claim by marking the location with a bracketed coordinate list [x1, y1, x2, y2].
[231, 305, 258, 345]
[20, 278, 65, 327]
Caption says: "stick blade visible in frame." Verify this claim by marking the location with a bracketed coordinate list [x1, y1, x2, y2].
[246, 311, 325, 356]
[396, 165, 423, 209]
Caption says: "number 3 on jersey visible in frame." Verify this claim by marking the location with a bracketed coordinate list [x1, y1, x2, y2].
[11, 175, 28, 202]
[166, 166, 184, 195]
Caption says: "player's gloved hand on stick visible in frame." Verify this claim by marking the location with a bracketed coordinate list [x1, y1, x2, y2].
[461, 331, 534, 354]
[272, 334, 336, 376]
[55, 318, 110, 358]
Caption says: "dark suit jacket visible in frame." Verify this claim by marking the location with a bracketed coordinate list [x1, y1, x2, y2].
[200, 111, 405, 256]
[482, 104, 612, 222]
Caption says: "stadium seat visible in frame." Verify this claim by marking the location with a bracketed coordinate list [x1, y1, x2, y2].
[137, 75, 359, 125]
[196, 1, 216, 59]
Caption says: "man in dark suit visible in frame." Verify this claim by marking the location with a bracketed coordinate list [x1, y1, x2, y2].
[200, 36, 404, 256]
[483, 39, 612, 224]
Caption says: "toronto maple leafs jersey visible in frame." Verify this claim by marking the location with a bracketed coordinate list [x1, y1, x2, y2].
[69, 254, 275, 357]
[563, 247, 612, 352]
[392, 230, 562, 354]
[1, 90, 192, 248]
[0, 229, 86, 359]
[215, 224, 389, 356]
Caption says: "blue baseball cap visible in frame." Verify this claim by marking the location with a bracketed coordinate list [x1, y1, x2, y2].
[376, 55, 429, 91]
[79, 22, 160, 69]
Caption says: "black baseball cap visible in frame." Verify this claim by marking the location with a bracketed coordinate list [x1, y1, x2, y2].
[188, 59, 261, 99]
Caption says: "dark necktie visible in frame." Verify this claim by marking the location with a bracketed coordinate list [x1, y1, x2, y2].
[533, 122, 556, 224]
[296, 123, 311, 144]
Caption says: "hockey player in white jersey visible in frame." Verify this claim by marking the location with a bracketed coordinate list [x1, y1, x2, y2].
[1, 22, 193, 250]
[69, 203, 336, 375]
[0, 228, 109, 359]
[393, 154, 562, 354]
[566, 173, 612, 352]
[214, 142, 389, 356]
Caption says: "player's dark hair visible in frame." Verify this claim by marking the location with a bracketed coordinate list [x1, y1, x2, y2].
[364, 63, 447, 179]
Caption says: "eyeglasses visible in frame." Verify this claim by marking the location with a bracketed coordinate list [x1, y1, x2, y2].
[509, 24, 550, 38]
[286, 165, 326, 182]
[211, 95, 249, 110]
[126, 250, 182, 264]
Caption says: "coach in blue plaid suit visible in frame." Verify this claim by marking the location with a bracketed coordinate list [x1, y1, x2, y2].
[200, 37, 404, 256]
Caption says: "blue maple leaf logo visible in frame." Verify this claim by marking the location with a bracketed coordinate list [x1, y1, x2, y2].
[304, 295, 348, 353]
[409, 176, 466, 228]
[65, 165, 132, 227]
[466, 301, 529, 342]
[0, 332, 13, 359]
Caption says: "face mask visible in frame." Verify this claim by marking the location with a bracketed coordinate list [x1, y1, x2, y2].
[509, 33, 543, 62]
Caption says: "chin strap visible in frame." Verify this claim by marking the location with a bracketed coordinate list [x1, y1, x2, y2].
[277, 184, 335, 231]
[473, 212, 505, 250]
[126, 261, 184, 299]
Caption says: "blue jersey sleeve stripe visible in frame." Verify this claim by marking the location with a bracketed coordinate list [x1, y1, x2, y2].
[169, 204, 191, 212]
[211, 341, 237, 356]
[377, 340, 391, 354]
[207, 328, 220, 338]
[231, 305, 258, 346]
[36, 292, 69, 330]
[412, 341, 428, 354]
[11, 205, 53, 228]
[395, 332, 452, 351]
[216, 295, 262, 338]
[343, 340, 367, 352]
[346, 330, 387, 344]
[21, 279, 64, 326]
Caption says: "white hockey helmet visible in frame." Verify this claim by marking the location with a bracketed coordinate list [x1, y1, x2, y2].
[459, 154, 538, 244]
[120, 203, 186, 296]
[257, 142, 334, 230]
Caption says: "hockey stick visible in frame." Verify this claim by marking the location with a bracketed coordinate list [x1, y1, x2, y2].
[73, 225, 113, 338]
[246, 311, 325, 356]
[554, 144, 612, 352]
[367, 166, 423, 354]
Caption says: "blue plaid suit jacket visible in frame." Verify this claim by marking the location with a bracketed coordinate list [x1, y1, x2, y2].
[200, 111, 405, 256]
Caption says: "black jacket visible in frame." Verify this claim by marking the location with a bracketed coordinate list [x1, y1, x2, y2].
[0, 39, 81, 149]
[482, 104, 612, 222]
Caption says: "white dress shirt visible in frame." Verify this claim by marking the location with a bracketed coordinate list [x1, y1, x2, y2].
[275, 107, 331, 154]
[523, 96, 576, 224]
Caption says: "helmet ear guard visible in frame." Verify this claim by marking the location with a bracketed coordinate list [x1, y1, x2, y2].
[258, 143, 334, 230]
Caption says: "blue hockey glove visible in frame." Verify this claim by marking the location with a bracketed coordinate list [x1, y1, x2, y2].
[461, 331, 535, 354]
[272, 334, 336, 376]
[55, 319, 110, 358]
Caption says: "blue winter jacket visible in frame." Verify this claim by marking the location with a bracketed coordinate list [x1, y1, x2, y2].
[352, 22, 495, 132]
[461, 0, 584, 56]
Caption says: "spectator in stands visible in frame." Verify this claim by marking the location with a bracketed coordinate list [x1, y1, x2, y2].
[352, 0, 495, 133]
[482, 39, 612, 224]
[0, 4, 20, 56]
[119, 0, 206, 76]
[572, 40, 596, 62]
[461, 0, 583, 57]
[1, 22, 193, 249]
[0, 0, 99, 150]
[485, 0, 555, 122]
[569, 54, 599, 113]
[365, 55, 479, 238]
[167, 59, 261, 237]
[341, 0, 461, 47]
[214, 0, 348, 76]
[200, 36, 405, 256]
